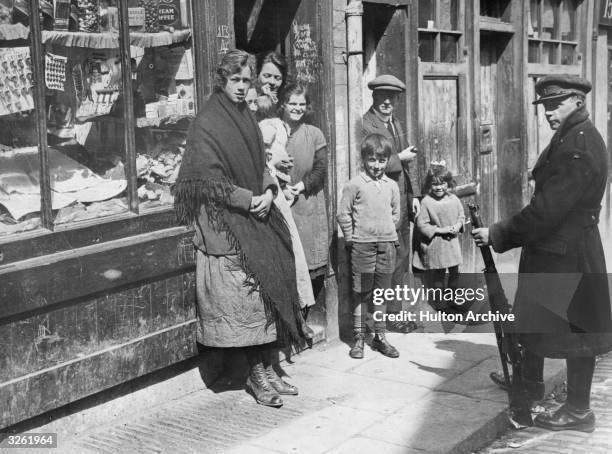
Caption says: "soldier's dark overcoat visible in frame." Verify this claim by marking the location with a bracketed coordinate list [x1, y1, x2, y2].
[490, 106, 612, 358]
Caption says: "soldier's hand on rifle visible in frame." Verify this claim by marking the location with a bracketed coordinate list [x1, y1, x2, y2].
[472, 227, 491, 247]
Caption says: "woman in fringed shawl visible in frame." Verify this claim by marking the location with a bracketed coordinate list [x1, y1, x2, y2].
[174, 50, 308, 408]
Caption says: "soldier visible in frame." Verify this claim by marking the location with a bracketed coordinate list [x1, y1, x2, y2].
[472, 74, 612, 432]
[362, 75, 420, 333]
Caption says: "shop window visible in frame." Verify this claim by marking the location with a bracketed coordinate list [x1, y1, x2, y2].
[0, 0, 196, 237]
[528, 0, 578, 65]
[418, 0, 462, 63]
[128, 0, 195, 213]
[0, 3, 40, 236]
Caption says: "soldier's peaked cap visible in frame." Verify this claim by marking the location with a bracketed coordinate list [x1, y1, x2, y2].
[533, 74, 591, 105]
[367, 75, 406, 92]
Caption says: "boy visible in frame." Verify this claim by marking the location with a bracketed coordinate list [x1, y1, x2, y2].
[337, 133, 401, 358]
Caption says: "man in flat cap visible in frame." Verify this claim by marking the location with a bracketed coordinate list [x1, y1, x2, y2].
[361, 74, 421, 335]
[473, 74, 612, 432]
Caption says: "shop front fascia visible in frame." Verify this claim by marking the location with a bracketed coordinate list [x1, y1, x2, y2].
[0, 0, 232, 429]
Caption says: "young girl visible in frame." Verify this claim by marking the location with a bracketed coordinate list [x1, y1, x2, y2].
[413, 161, 465, 309]
[254, 94, 316, 315]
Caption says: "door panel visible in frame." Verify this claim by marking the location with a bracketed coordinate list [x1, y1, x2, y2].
[480, 41, 498, 226]
[420, 78, 459, 176]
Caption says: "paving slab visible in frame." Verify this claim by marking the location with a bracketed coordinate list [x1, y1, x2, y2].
[361, 391, 507, 454]
[348, 346, 475, 388]
[247, 405, 380, 454]
[283, 362, 431, 415]
[325, 436, 423, 454]
[436, 356, 566, 403]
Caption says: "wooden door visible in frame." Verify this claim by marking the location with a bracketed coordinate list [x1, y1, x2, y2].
[479, 41, 499, 226]
[421, 78, 459, 174]
[419, 75, 475, 271]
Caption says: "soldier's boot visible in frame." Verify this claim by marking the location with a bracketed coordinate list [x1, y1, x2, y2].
[535, 356, 596, 432]
[489, 371, 545, 402]
[534, 405, 595, 433]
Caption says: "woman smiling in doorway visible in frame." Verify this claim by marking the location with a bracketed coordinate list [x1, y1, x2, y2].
[281, 84, 329, 310]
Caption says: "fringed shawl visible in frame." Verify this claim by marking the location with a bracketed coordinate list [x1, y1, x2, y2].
[174, 90, 303, 345]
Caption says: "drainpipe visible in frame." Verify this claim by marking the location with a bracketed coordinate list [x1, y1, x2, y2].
[346, 0, 364, 178]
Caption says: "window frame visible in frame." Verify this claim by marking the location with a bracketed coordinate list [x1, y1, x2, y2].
[527, 0, 580, 65]
[417, 0, 464, 64]
[0, 0, 198, 259]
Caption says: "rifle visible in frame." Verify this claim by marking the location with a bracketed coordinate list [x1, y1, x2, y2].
[468, 203, 533, 428]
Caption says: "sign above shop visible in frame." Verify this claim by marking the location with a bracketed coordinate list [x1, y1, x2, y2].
[601, 0, 612, 27]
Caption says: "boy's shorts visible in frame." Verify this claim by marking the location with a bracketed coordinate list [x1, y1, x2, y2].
[351, 241, 397, 294]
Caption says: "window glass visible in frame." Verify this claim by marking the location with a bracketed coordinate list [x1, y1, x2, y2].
[559, 1, 575, 41]
[128, 0, 195, 211]
[418, 0, 435, 29]
[43, 0, 128, 226]
[419, 33, 435, 62]
[528, 41, 540, 63]
[541, 0, 555, 39]
[561, 44, 575, 65]
[0, 3, 41, 237]
[440, 34, 458, 63]
[439, 0, 458, 30]
[529, 0, 539, 37]
[542, 42, 556, 64]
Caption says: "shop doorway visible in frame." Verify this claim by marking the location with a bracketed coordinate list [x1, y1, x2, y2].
[362, 2, 409, 127]
[234, 0, 336, 339]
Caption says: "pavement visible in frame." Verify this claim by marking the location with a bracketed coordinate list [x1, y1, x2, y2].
[478, 353, 612, 454]
[1, 327, 571, 454]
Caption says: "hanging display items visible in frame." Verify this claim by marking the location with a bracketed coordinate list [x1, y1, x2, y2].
[76, 0, 100, 33]
[45, 52, 67, 90]
[139, 0, 160, 33]
[0, 47, 34, 116]
[74, 56, 121, 120]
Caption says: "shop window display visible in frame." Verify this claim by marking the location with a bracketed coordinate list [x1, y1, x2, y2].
[0, 0, 195, 236]
[0, 1, 40, 236]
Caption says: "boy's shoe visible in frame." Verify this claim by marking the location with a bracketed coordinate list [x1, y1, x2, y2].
[534, 404, 595, 433]
[387, 319, 418, 334]
[349, 334, 365, 359]
[371, 333, 399, 358]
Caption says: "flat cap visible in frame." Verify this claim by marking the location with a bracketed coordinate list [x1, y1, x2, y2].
[533, 74, 591, 105]
[367, 74, 406, 92]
